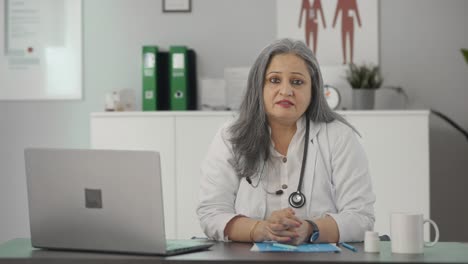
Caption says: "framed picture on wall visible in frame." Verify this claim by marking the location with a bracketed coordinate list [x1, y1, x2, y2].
[163, 0, 191, 13]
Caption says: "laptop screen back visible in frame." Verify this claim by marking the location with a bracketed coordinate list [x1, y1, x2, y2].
[25, 148, 168, 254]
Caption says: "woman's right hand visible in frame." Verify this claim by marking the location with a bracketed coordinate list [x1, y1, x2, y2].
[253, 208, 303, 242]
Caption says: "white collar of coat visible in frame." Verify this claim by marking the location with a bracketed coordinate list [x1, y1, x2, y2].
[267, 115, 322, 150]
[299, 115, 322, 143]
[307, 117, 322, 142]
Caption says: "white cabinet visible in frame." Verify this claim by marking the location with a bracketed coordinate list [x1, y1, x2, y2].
[90, 110, 430, 239]
[174, 115, 237, 238]
[341, 111, 430, 239]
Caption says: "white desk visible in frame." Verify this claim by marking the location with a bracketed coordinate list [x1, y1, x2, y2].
[90, 110, 430, 240]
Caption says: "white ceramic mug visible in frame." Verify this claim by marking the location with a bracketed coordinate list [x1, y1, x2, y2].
[390, 212, 439, 254]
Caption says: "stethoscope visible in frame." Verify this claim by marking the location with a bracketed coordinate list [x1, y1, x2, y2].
[246, 118, 310, 208]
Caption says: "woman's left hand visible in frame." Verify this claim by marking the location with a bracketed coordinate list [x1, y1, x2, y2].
[288, 220, 312, 245]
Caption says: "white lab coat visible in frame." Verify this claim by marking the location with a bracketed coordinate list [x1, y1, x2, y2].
[197, 118, 375, 242]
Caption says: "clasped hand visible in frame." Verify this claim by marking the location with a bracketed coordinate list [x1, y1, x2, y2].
[255, 208, 310, 245]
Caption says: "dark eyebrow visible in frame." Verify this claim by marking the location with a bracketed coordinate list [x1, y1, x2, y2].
[291, 72, 306, 77]
[266, 71, 281, 75]
[266, 71, 306, 77]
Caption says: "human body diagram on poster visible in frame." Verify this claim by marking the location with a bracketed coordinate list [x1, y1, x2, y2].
[298, 0, 362, 64]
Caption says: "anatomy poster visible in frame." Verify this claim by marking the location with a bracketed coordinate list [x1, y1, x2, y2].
[277, 0, 379, 66]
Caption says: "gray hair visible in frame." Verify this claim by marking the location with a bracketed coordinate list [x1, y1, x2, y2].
[228, 38, 354, 179]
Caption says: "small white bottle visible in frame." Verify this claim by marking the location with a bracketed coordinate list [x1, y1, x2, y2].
[105, 93, 115, 111]
[364, 231, 380, 253]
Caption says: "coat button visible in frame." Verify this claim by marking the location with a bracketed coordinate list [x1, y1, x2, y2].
[282, 184, 288, 189]
[282, 157, 287, 163]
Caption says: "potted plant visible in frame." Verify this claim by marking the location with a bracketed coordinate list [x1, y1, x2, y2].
[345, 63, 384, 110]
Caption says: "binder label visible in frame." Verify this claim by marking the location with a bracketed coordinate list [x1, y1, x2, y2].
[145, 90, 154, 99]
[172, 53, 185, 69]
[144, 53, 155, 68]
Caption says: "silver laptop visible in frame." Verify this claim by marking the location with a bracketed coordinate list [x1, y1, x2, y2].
[24, 148, 214, 255]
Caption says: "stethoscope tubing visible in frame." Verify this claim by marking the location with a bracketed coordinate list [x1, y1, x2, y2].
[247, 116, 311, 208]
[288, 117, 309, 208]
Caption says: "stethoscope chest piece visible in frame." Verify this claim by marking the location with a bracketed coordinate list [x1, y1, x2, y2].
[288, 191, 306, 208]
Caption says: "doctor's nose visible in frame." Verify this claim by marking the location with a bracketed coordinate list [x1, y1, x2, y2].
[280, 87, 294, 97]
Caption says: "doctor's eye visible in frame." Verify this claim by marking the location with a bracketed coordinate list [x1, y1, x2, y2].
[268, 77, 281, 84]
[291, 79, 304, 86]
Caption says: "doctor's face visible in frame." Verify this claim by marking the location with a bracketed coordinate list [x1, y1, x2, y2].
[263, 53, 312, 126]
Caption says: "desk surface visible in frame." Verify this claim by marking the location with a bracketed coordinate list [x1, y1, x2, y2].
[1, 238, 468, 264]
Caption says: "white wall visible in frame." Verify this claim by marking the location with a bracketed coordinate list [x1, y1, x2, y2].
[1, 0, 467, 243]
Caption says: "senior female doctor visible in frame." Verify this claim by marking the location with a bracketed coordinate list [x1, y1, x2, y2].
[197, 39, 375, 245]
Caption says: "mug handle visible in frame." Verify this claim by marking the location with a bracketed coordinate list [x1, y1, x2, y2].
[424, 219, 439, 247]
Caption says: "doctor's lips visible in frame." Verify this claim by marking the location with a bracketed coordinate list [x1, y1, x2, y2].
[276, 99, 295, 107]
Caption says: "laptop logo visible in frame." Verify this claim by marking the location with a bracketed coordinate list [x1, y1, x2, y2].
[85, 188, 103, 209]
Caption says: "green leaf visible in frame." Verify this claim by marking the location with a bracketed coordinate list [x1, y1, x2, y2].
[344, 63, 383, 89]
[462, 49, 468, 64]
